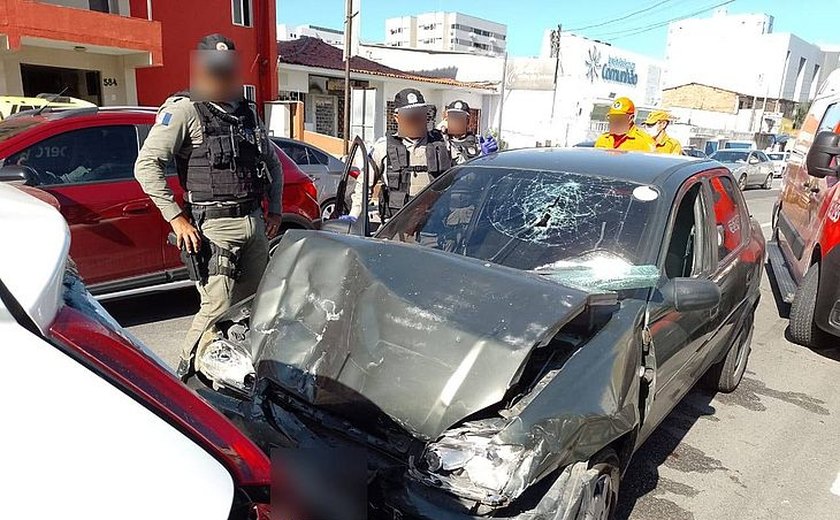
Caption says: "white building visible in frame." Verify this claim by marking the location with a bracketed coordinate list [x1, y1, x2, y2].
[501, 31, 664, 148]
[277, 24, 345, 47]
[664, 10, 834, 103]
[384, 12, 507, 56]
[277, 37, 497, 148]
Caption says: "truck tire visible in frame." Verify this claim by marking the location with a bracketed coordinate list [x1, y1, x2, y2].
[789, 264, 828, 348]
[703, 312, 753, 393]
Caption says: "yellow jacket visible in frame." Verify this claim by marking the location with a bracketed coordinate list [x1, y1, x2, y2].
[654, 134, 683, 155]
[594, 125, 655, 152]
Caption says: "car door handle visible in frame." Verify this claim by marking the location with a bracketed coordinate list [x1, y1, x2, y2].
[122, 201, 152, 215]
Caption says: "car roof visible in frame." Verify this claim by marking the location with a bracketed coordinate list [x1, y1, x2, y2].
[465, 147, 716, 188]
[5, 106, 157, 122]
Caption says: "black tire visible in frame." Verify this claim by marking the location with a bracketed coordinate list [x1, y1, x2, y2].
[762, 173, 773, 189]
[320, 198, 337, 221]
[738, 174, 748, 190]
[576, 449, 620, 520]
[789, 264, 828, 348]
[703, 313, 753, 393]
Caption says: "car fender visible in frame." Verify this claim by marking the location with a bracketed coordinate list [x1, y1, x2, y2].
[495, 300, 645, 481]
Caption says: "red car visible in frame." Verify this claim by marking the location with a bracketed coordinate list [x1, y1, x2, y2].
[0, 107, 320, 295]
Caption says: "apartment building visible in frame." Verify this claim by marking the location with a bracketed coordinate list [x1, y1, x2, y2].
[384, 12, 506, 56]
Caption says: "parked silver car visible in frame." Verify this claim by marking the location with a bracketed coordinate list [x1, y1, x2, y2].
[271, 137, 356, 219]
[710, 149, 775, 190]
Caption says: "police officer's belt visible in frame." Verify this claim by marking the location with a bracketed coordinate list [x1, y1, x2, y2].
[404, 165, 428, 173]
[189, 199, 260, 220]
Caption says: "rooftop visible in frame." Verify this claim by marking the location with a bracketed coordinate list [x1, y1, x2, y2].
[278, 37, 494, 89]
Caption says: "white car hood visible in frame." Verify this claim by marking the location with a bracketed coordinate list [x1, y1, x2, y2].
[0, 183, 69, 332]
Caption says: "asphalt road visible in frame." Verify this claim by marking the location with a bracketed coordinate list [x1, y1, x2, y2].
[104, 180, 840, 520]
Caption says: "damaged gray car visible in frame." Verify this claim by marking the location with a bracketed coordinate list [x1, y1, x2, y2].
[185, 145, 765, 519]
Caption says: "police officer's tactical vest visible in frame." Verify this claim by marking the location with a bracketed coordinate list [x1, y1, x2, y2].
[446, 133, 480, 162]
[179, 97, 268, 203]
[384, 130, 452, 209]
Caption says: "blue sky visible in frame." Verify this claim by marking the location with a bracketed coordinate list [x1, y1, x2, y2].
[277, 0, 840, 58]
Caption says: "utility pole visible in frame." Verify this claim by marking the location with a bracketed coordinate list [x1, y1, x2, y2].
[550, 24, 562, 123]
[497, 51, 508, 142]
[342, 0, 354, 155]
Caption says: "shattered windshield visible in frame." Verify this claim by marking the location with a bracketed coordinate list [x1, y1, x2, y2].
[377, 167, 660, 289]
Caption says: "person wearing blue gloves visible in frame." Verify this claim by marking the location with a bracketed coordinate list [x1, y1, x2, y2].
[442, 100, 498, 164]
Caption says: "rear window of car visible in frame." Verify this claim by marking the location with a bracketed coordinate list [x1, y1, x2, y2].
[711, 150, 749, 163]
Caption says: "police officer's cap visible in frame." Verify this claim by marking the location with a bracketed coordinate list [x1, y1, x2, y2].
[445, 100, 471, 114]
[393, 88, 429, 113]
[196, 34, 238, 75]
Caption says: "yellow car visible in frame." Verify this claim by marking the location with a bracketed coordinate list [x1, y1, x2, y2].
[0, 95, 95, 120]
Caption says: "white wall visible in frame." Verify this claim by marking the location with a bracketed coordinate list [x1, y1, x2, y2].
[664, 11, 825, 102]
[1, 45, 136, 104]
[279, 68, 309, 93]
[361, 43, 504, 84]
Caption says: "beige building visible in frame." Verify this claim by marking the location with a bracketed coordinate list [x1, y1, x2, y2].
[0, 0, 161, 106]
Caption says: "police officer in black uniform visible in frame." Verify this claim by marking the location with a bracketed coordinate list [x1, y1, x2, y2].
[134, 34, 283, 376]
[347, 88, 454, 222]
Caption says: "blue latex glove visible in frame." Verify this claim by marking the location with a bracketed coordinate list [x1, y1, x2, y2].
[338, 215, 357, 223]
[480, 135, 499, 155]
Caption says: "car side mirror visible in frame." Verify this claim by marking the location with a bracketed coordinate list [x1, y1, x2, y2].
[0, 164, 37, 185]
[806, 131, 840, 179]
[661, 277, 721, 312]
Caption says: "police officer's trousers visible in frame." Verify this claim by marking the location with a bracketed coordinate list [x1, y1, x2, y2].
[180, 208, 268, 365]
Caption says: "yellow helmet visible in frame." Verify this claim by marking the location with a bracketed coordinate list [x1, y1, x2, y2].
[643, 110, 673, 125]
[607, 97, 636, 116]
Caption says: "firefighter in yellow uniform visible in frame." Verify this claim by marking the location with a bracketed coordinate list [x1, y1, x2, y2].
[643, 110, 683, 155]
[594, 97, 655, 152]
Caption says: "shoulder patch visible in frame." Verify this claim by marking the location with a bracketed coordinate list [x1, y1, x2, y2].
[158, 112, 173, 126]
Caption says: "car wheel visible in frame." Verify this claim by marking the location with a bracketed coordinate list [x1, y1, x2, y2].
[738, 174, 748, 191]
[762, 173, 773, 189]
[320, 198, 337, 221]
[703, 312, 753, 393]
[789, 264, 829, 348]
[577, 449, 620, 520]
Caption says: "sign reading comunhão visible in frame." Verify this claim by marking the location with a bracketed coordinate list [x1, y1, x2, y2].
[586, 46, 638, 86]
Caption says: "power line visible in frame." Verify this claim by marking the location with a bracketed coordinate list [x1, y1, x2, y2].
[566, 0, 675, 32]
[590, 0, 736, 40]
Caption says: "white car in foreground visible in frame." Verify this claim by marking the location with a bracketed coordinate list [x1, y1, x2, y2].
[0, 184, 272, 520]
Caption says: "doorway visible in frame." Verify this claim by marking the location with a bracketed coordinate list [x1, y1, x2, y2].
[20, 64, 102, 105]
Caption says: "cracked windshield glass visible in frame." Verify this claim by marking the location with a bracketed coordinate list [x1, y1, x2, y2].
[377, 167, 661, 290]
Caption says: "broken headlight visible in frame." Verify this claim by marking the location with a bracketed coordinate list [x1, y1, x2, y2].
[410, 420, 539, 507]
[195, 338, 255, 394]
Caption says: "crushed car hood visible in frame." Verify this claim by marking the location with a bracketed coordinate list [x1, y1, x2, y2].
[249, 231, 607, 441]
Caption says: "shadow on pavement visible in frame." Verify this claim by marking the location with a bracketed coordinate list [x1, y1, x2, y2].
[102, 287, 198, 327]
[616, 388, 718, 520]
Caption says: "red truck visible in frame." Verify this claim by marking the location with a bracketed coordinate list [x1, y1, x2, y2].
[0, 106, 320, 296]
[770, 70, 840, 348]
